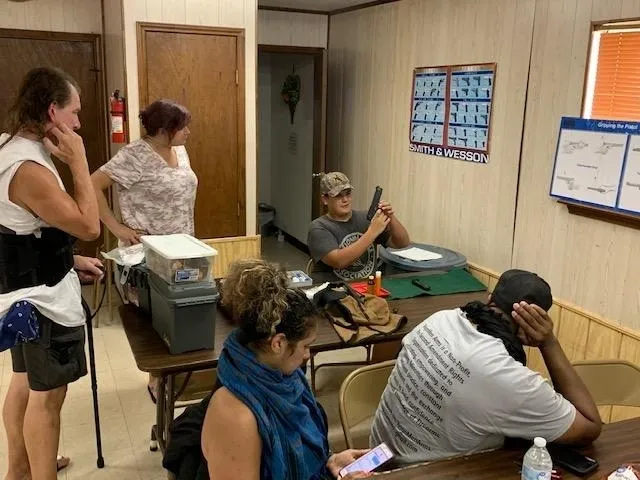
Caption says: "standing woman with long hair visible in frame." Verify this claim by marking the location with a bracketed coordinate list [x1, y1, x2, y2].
[0, 67, 101, 480]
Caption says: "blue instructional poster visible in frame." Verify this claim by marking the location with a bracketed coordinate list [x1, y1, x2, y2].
[550, 117, 640, 214]
[448, 70, 493, 151]
[410, 68, 447, 146]
[409, 63, 496, 164]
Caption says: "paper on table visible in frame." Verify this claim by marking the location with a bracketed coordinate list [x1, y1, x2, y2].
[101, 243, 145, 266]
[390, 247, 443, 262]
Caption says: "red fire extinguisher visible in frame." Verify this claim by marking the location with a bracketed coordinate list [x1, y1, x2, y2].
[110, 90, 126, 143]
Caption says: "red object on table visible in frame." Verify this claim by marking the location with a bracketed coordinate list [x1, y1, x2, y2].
[351, 281, 390, 297]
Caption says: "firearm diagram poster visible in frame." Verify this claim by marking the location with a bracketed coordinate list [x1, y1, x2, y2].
[409, 63, 496, 164]
[550, 117, 640, 214]
[618, 134, 640, 214]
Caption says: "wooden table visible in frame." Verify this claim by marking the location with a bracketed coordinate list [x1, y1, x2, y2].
[376, 418, 640, 479]
[120, 290, 487, 453]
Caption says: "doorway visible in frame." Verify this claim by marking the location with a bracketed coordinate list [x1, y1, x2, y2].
[0, 28, 109, 256]
[137, 22, 246, 239]
[257, 45, 326, 248]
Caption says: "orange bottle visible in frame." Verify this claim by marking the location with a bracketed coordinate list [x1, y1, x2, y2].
[374, 271, 382, 296]
[367, 276, 375, 295]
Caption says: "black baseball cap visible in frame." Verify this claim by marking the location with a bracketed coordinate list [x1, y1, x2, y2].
[491, 269, 553, 314]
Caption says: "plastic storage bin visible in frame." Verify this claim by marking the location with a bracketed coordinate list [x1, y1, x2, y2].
[142, 234, 218, 285]
[149, 271, 219, 354]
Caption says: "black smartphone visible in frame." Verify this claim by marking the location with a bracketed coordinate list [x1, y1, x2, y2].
[367, 186, 383, 221]
[547, 444, 599, 476]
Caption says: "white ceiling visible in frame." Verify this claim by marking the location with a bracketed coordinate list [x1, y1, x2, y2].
[258, 0, 377, 13]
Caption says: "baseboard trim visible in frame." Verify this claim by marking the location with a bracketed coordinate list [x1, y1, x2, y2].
[283, 231, 311, 256]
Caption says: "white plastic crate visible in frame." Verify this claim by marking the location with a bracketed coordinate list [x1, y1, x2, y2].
[141, 234, 218, 284]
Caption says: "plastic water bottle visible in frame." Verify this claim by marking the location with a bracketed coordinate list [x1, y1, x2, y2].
[609, 468, 628, 479]
[609, 467, 639, 480]
[521, 437, 553, 480]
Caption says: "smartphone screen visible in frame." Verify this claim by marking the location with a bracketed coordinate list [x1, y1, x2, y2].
[339, 443, 394, 478]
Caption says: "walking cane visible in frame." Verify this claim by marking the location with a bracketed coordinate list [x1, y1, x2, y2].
[81, 297, 105, 468]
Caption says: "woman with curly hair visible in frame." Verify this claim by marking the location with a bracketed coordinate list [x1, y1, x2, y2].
[201, 259, 371, 480]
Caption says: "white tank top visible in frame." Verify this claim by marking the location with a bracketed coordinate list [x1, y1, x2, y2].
[0, 133, 84, 327]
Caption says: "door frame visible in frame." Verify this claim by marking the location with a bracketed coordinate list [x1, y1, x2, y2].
[0, 28, 109, 172]
[257, 44, 327, 223]
[137, 22, 247, 236]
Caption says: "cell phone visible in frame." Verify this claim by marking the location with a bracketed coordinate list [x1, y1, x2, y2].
[547, 444, 599, 476]
[339, 443, 394, 478]
[366, 186, 383, 221]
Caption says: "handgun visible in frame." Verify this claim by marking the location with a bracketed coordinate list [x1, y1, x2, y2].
[594, 141, 624, 155]
[367, 186, 383, 221]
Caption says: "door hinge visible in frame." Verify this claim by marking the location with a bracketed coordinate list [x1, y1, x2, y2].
[237, 202, 240, 217]
[235, 69, 239, 85]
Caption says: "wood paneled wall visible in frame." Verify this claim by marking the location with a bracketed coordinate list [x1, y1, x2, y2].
[328, 0, 640, 332]
[513, 0, 640, 331]
[121, 0, 258, 235]
[258, 10, 328, 48]
[327, 0, 535, 274]
[103, 0, 126, 158]
[203, 235, 261, 278]
[469, 263, 640, 424]
[0, 0, 102, 33]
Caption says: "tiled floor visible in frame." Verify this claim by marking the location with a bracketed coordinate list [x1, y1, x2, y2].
[260, 234, 310, 271]
[0, 238, 364, 479]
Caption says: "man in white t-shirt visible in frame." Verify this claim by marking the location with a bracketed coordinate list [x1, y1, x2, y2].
[370, 269, 602, 465]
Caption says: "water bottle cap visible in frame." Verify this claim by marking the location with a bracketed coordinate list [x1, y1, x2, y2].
[534, 437, 547, 448]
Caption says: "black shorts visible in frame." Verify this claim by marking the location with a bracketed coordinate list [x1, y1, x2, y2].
[10, 311, 87, 391]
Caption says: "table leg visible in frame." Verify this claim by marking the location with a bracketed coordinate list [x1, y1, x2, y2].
[164, 374, 175, 448]
[107, 261, 113, 324]
[155, 375, 167, 453]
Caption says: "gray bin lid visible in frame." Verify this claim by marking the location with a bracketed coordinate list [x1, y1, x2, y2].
[379, 243, 467, 272]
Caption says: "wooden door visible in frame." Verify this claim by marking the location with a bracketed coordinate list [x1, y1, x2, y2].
[0, 29, 108, 256]
[138, 23, 246, 239]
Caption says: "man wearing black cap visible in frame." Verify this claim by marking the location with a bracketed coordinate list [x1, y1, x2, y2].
[370, 269, 602, 464]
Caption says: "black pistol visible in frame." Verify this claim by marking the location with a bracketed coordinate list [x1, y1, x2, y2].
[367, 186, 383, 221]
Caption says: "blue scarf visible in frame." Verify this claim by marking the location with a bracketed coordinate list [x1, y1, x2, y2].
[0, 301, 40, 352]
[217, 330, 330, 480]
